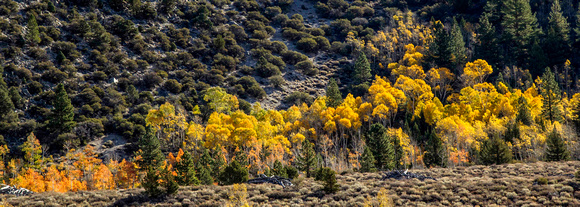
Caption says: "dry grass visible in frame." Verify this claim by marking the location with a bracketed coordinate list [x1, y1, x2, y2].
[1, 161, 579, 206]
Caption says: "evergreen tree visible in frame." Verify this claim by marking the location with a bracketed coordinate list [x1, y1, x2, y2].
[504, 121, 520, 144]
[450, 17, 467, 69]
[56, 51, 66, 64]
[353, 51, 371, 84]
[545, 0, 571, 67]
[197, 165, 214, 185]
[501, 0, 540, 67]
[143, 167, 163, 197]
[126, 85, 139, 105]
[272, 160, 287, 178]
[212, 148, 225, 180]
[138, 127, 166, 197]
[314, 167, 340, 194]
[160, 0, 177, 14]
[516, 95, 533, 125]
[427, 19, 453, 69]
[47, 1, 56, 12]
[26, 14, 41, 45]
[50, 83, 75, 134]
[162, 165, 179, 195]
[326, 78, 342, 108]
[540, 67, 562, 123]
[0, 74, 15, 122]
[175, 150, 200, 186]
[545, 127, 570, 161]
[9, 87, 22, 109]
[359, 146, 377, 172]
[193, 5, 213, 29]
[218, 160, 249, 185]
[366, 123, 395, 170]
[423, 131, 446, 168]
[296, 139, 316, 177]
[480, 135, 512, 165]
[476, 12, 500, 69]
[137, 127, 164, 169]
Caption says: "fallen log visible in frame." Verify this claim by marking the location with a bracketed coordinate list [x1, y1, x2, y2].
[247, 174, 294, 188]
[381, 170, 436, 181]
[0, 184, 34, 196]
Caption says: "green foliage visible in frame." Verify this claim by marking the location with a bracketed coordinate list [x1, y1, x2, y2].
[366, 123, 395, 170]
[143, 167, 163, 197]
[0, 74, 15, 122]
[326, 78, 342, 108]
[284, 165, 298, 179]
[284, 91, 314, 106]
[162, 166, 179, 195]
[297, 139, 316, 177]
[272, 160, 287, 178]
[197, 166, 214, 185]
[50, 83, 75, 134]
[540, 67, 562, 123]
[516, 96, 533, 126]
[354, 51, 371, 84]
[545, 0, 571, 67]
[137, 127, 164, 169]
[449, 17, 466, 69]
[501, 0, 540, 67]
[424, 131, 446, 168]
[26, 14, 41, 45]
[575, 170, 580, 182]
[175, 150, 200, 186]
[314, 167, 340, 194]
[218, 160, 249, 185]
[534, 177, 548, 185]
[359, 146, 377, 173]
[427, 19, 453, 69]
[297, 38, 318, 52]
[480, 134, 512, 165]
[545, 127, 570, 161]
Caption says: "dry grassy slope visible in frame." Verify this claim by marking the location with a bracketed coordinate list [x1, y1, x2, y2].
[1, 161, 579, 207]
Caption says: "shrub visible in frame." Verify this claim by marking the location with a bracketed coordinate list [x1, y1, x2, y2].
[285, 165, 298, 179]
[256, 57, 281, 78]
[295, 60, 313, 71]
[297, 38, 318, 52]
[314, 36, 330, 51]
[314, 167, 340, 194]
[269, 75, 285, 88]
[284, 91, 314, 106]
[534, 177, 548, 185]
[264, 6, 282, 19]
[270, 41, 287, 54]
[282, 50, 308, 65]
[164, 79, 182, 93]
[218, 160, 249, 185]
[576, 170, 580, 182]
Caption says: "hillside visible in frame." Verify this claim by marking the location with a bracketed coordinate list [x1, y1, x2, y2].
[1, 0, 580, 202]
[1, 161, 579, 206]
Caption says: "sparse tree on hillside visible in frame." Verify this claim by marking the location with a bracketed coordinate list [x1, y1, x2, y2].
[545, 127, 570, 161]
[326, 78, 342, 108]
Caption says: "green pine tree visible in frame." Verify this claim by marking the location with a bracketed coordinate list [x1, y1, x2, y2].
[326, 78, 342, 108]
[126, 85, 139, 105]
[136, 127, 164, 169]
[175, 150, 200, 186]
[296, 139, 316, 177]
[501, 0, 541, 67]
[162, 166, 179, 195]
[211, 148, 225, 180]
[366, 123, 395, 170]
[545, 0, 571, 67]
[540, 67, 562, 123]
[160, 0, 177, 14]
[50, 83, 75, 134]
[353, 51, 372, 84]
[504, 121, 520, 144]
[8, 87, 22, 109]
[0, 74, 15, 122]
[314, 167, 340, 194]
[476, 12, 500, 69]
[480, 134, 512, 165]
[450, 17, 467, 69]
[423, 131, 446, 168]
[143, 167, 163, 197]
[427, 19, 453, 69]
[197, 165, 214, 185]
[516, 95, 533, 125]
[26, 14, 41, 45]
[218, 160, 249, 185]
[359, 146, 377, 173]
[272, 160, 288, 178]
[47, 1, 56, 12]
[545, 127, 570, 161]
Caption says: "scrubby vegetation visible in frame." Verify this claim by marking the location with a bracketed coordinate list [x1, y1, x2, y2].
[0, 161, 577, 206]
[0, 0, 580, 204]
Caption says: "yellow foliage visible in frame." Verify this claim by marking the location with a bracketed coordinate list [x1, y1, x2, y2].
[461, 59, 493, 86]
